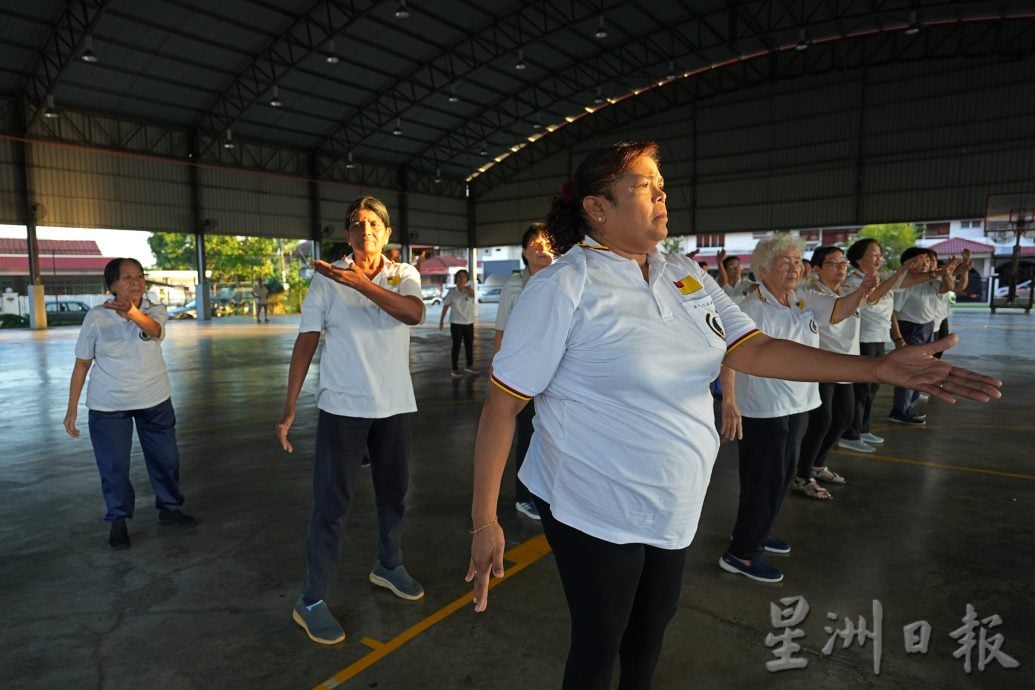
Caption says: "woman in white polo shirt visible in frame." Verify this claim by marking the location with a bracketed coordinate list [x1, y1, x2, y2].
[63, 257, 195, 550]
[466, 141, 1000, 690]
[439, 268, 477, 376]
[277, 196, 426, 646]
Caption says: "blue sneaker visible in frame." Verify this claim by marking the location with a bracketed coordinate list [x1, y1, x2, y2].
[764, 536, 791, 554]
[515, 501, 541, 521]
[369, 562, 424, 601]
[292, 597, 346, 645]
[719, 550, 784, 583]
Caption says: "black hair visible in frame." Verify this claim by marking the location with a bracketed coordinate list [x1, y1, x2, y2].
[454, 269, 469, 281]
[520, 222, 547, 267]
[721, 255, 741, 270]
[544, 141, 660, 256]
[345, 195, 391, 228]
[900, 246, 936, 264]
[810, 245, 844, 268]
[846, 238, 879, 268]
[103, 258, 144, 295]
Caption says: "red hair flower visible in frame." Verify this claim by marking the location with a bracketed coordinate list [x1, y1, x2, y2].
[559, 179, 575, 203]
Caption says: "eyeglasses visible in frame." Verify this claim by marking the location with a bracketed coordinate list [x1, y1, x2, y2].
[823, 260, 849, 268]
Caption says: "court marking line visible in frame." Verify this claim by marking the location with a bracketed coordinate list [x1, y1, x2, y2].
[312, 533, 552, 689]
[835, 449, 1035, 481]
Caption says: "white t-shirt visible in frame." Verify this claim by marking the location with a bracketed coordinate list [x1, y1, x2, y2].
[494, 269, 530, 332]
[732, 283, 825, 418]
[894, 280, 942, 324]
[299, 256, 423, 418]
[74, 299, 171, 412]
[442, 285, 476, 325]
[491, 240, 759, 549]
[844, 269, 896, 343]
[722, 277, 753, 300]
[806, 278, 861, 356]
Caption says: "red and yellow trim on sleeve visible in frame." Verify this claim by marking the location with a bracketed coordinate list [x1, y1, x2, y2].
[490, 374, 533, 401]
[578, 242, 609, 250]
[726, 328, 762, 353]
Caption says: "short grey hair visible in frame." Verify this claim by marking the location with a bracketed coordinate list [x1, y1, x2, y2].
[752, 233, 806, 274]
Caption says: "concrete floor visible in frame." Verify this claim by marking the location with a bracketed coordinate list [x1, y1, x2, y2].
[0, 304, 1031, 689]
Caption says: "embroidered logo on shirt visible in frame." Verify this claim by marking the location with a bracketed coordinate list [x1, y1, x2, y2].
[139, 331, 152, 341]
[796, 298, 806, 311]
[387, 275, 401, 286]
[674, 274, 703, 295]
[809, 318, 818, 334]
[705, 312, 725, 340]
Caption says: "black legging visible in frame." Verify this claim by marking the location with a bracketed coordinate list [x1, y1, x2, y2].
[449, 322, 474, 369]
[846, 341, 885, 439]
[534, 497, 687, 690]
[798, 382, 853, 479]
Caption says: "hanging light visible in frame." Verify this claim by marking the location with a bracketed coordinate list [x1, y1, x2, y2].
[394, 1, 411, 19]
[222, 129, 235, 149]
[904, 10, 921, 35]
[666, 61, 678, 80]
[594, 15, 608, 40]
[480, 141, 488, 156]
[393, 118, 403, 136]
[593, 86, 604, 104]
[515, 48, 526, 70]
[448, 83, 459, 103]
[532, 113, 542, 130]
[345, 152, 355, 169]
[325, 39, 339, 64]
[434, 168, 443, 184]
[42, 94, 59, 119]
[269, 85, 283, 108]
[80, 35, 99, 63]
[795, 29, 810, 51]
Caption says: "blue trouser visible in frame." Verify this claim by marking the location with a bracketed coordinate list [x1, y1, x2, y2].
[302, 411, 411, 602]
[892, 320, 935, 413]
[730, 413, 806, 561]
[88, 398, 184, 521]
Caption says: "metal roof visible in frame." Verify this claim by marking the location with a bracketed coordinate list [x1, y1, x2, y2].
[2, 1, 1034, 197]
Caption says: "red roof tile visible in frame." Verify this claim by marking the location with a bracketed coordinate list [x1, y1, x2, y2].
[927, 238, 996, 254]
[0, 237, 102, 255]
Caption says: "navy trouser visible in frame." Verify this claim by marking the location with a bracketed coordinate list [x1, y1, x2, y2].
[534, 497, 687, 690]
[302, 411, 411, 602]
[798, 383, 853, 479]
[450, 322, 474, 368]
[730, 413, 806, 561]
[892, 320, 935, 414]
[845, 341, 885, 438]
[514, 400, 535, 502]
[88, 397, 184, 521]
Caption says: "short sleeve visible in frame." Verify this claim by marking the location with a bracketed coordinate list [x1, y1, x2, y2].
[299, 273, 329, 333]
[800, 290, 836, 324]
[142, 301, 168, 340]
[74, 309, 99, 360]
[675, 254, 758, 348]
[494, 273, 524, 331]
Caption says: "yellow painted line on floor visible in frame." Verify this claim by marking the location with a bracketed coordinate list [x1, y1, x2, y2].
[836, 449, 1035, 481]
[312, 534, 552, 690]
[359, 637, 384, 651]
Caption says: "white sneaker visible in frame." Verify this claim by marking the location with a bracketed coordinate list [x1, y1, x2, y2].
[860, 432, 884, 444]
[515, 501, 541, 521]
[838, 438, 875, 453]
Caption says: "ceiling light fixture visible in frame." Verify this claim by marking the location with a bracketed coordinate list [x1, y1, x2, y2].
[595, 15, 608, 40]
[532, 113, 542, 130]
[448, 83, 459, 103]
[393, 118, 403, 136]
[325, 39, 339, 64]
[269, 85, 283, 108]
[666, 61, 677, 80]
[434, 168, 443, 183]
[345, 152, 355, 169]
[394, 1, 411, 19]
[80, 35, 99, 63]
[593, 87, 604, 104]
[904, 10, 921, 35]
[480, 141, 488, 156]
[515, 49, 527, 71]
[795, 29, 810, 51]
[222, 129, 235, 149]
[42, 93, 59, 119]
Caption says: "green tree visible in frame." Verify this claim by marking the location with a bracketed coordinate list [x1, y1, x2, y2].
[852, 223, 918, 269]
[661, 236, 684, 254]
[147, 232, 281, 283]
[148, 232, 195, 269]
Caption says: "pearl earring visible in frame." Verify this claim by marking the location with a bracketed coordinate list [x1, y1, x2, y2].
[597, 217, 604, 222]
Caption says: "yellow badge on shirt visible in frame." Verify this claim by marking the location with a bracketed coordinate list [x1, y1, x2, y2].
[674, 274, 703, 296]
[796, 298, 805, 311]
[387, 275, 401, 287]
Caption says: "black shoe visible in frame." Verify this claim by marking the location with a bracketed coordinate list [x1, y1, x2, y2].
[109, 519, 130, 549]
[888, 410, 925, 426]
[157, 509, 197, 528]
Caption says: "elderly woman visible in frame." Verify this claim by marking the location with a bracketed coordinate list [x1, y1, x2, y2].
[492, 222, 555, 521]
[792, 246, 876, 498]
[64, 258, 195, 550]
[467, 141, 1000, 690]
[277, 196, 426, 646]
[717, 235, 853, 581]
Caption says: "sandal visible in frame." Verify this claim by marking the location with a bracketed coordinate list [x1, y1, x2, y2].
[811, 466, 846, 485]
[792, 477, 833, 500]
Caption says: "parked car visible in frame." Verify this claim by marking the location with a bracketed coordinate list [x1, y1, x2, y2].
[421, 285, 442, 305]
[45, 300, 91, 326]
[168, 300, 198, 319]
[994, 279, 1032, 300]
[478, 287, 502, 303]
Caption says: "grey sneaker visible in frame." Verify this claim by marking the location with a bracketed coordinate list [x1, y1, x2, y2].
[369, 562, 424, 601]
[292, 597, 346, 645]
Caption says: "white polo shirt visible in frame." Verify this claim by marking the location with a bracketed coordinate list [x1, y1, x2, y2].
[805, 278, 861, 356]
[74, 299, 172, 412]
[494, 269, 530, 331]
[844, 269, 897, 344]
[443, 285, 476, 325]
[722, 277, 754, 300]
[893, 280, 942, 324]
[299, 256, 423, 418]
[491, 240, 759, 549]
[732, 283, 824, 418]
